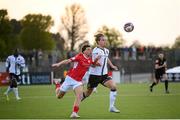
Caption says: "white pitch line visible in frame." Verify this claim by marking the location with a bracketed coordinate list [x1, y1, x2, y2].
[14, 93, 180, 99]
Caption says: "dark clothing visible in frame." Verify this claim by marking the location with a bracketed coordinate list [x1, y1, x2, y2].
[150, 56, 169, 93]
[155, 58, 166, 79]
[9, 73, 20, 88]
[87, 74, 112, 88]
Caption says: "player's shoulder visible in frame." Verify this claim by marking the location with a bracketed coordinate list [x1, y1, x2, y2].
[18, 55, 25, 59]
[76, 53, 83, 57]
[73, 53, 83, 59]
[92, 47, 98, 51]
[7, 55, 13, 59]
[92, 47, 99, 53]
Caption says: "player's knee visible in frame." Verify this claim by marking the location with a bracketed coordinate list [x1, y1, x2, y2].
[154, 79, 158, 84]
[10, 82, 17, 88]
[13, 84, 17, 88]
[110, 85, 117, 91]
[76, 94, 82, 100]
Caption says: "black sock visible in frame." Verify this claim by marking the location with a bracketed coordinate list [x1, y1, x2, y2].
[81, 92, 86, 101]
[151, 82, 156, 88]
[165, 80, 168, 91]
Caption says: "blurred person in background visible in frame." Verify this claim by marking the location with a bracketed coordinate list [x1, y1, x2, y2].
[150, 52, 169, 93]
[4, 48, 25, 101]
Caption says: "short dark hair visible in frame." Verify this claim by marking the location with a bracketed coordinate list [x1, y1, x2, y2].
[14, 48, 20, 55]
[82, 45, 91, 53]
[94, 33, 104, 43]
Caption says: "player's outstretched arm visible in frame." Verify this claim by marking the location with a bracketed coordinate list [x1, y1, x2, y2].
[107, 58, 118, 70]
[52, 59, 72, 68]
[155, 63, 166, 69]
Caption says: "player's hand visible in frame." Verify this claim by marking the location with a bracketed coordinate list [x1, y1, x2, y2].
[91, 62, 101, 67]
[93, 55, 101, 67]
[112, 65, 118, 71]
[51, 63, 59, 68]
[94, 55, 101, 62]
[163, 63, 167, 68]
[96, 55, 101, 60]
[161, 64, 166, 68]
[95, 62, 101, 66]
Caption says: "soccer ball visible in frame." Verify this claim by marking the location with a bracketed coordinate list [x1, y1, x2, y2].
[124, 22, 134, 32]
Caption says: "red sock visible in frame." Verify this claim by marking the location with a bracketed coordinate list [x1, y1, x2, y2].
[55, 83, 61, 90]
[73, 106, 79, 113]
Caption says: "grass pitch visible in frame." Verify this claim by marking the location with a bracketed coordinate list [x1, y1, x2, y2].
[0, 83, 180, 119]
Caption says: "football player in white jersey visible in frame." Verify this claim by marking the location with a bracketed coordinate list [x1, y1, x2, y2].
[4, 49, 25, 101]
[81, 33, 120, 113]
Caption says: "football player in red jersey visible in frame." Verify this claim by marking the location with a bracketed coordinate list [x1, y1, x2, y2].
[52, 45, 100, 118]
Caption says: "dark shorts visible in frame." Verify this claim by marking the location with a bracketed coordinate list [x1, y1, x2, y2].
[87, 74, 112, 88]
[155, 70, 165, 80]
[9, 73, 19, 81]
[9, 73, 20, 87]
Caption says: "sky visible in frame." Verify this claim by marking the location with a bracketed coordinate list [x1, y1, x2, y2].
[0, 0, 180, 47]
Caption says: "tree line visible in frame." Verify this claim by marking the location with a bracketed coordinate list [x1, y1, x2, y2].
[0, 3, 179, 60]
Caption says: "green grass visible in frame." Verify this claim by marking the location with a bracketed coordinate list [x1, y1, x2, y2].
[0, 83, 180, 119]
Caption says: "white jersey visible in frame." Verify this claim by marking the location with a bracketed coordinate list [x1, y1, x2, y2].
[89, 47, 109, 76]
[5, 55, 25, 75]
[82, 70, 90, 84]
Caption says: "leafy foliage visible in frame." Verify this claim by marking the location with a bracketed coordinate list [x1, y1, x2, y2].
[172, 36, 180, 49]
[20, 14, 55, 50]
[95, 25, 125, 48]
[0, 9, 15, 58]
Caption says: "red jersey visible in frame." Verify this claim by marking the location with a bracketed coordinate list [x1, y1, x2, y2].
[68, 53, 93, 81]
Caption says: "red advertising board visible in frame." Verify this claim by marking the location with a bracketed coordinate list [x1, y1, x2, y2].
[0, 72, 9, 86]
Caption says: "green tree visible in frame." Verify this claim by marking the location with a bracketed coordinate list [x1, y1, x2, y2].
[9, 19, 23, 49]
[60, 3, 88, 51]
[0, 9, 16, 59]
[172, 36, 180, 49]
[10, 19, 22, 34]
[20, 14, 55, 50]
[95, 25, 125, 48]
[52, 33, 66, 58]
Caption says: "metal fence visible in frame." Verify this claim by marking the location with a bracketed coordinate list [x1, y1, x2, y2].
[1, 49, 179, 83]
